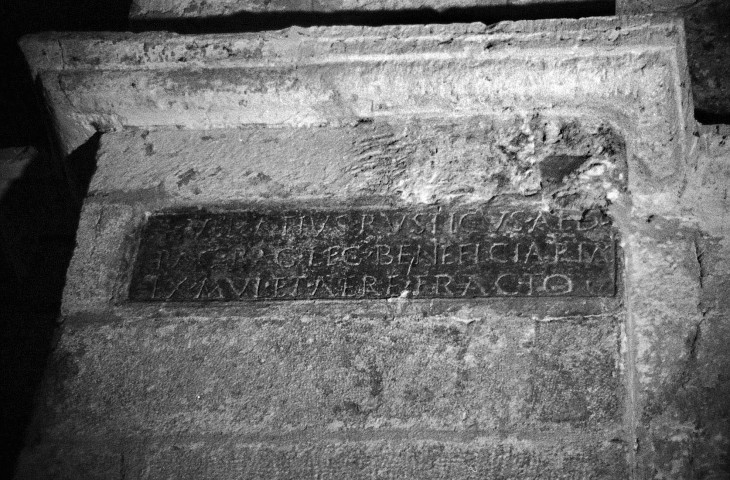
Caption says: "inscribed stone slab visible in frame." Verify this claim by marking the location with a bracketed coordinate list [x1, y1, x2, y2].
[129, 206, 615, 301]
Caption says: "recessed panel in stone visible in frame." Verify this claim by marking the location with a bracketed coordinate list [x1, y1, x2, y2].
[128, 206, 615, 301]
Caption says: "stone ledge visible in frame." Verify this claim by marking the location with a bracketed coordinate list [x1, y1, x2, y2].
[130, 0, 609, 19]
[19, 17, 693, 208]
[20, 17, 687, 75]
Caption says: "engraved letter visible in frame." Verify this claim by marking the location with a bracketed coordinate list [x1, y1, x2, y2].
[274, 248, 298, 268]
[458, 243, 477, 265]
[310, 215, 330, 237]
[272, 277, 288, 297]
[434, 274, 454, 296]
[441, 244, 455, 265]
[289, 275, 307, 297]
[386, 275, 400, 296]
[340, 277, 359, 298]
[193, 278, 224, 300]
[398, 244, 413, 265]
[362, 275, 379, 296]
[489, 243, 509, 263]
[458, 211, 478, 232]
[543, 274, 573, 294]
[325, 246, 341, 266]
[461, 275, 488, 296]
[226, 277, 261, 299]
[310, 276, 336, 298]
[359, 213, 374, 235]
[375, 244, 394, 265]
[524, 242, 543, 263]
[411, 213, 427, 235]
[528, 210, 550, 233]
[384, 212, 408, 234]
[186, 217, 211, 239]
[495, 274, 534, 296]
[341, 246, 361, 266]
[587, 243, 609, 264]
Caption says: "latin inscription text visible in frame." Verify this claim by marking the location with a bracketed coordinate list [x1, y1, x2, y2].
[129, 207, 616, 301]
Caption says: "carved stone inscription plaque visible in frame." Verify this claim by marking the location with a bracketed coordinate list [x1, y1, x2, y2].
[129, 207, 615, 301]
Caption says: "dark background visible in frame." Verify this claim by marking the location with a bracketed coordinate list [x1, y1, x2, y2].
[0, 0, 727, 477]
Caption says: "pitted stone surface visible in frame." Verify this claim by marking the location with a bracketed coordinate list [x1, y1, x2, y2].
[91, 118, 625, 206]
[17, 435, 628, 480]
[30, 313, 622, 438]
[619, 0, 730, 118]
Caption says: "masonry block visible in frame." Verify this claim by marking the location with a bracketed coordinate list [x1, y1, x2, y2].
[18, 17, 721, 478]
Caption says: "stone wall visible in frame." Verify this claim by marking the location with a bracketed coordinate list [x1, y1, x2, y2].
[14, 17, 730, 479]
[1, 2, 728, 479]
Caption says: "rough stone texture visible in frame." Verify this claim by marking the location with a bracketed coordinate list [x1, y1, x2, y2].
[627, 124, 730, 479]
[18, 17, 730, 479]
[90, 118, 625, 205]
[27, 313, 623, 438]
[618, 0, 730, 119]
[127, 0, 730, 120]
[19, 16, 693, 200]
[130, 0, 604, 18]
[18, 436, 628, 480]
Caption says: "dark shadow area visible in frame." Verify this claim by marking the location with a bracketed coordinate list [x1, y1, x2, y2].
[130, 2, 615, 33]
[0, 0, 134, 146]
[0, 150, 73, 476]
[0, 2, 121, 475]
[695, 109, 730, 127]
[64, 132, 102, 205]
[0, 135, 100, 477]
[0, 42, 43, 148]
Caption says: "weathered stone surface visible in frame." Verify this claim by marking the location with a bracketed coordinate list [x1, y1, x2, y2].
[622, 125, 730, 478]
[91, 118, 625, 206]
[130, 0, 604, 18]
[618, 0, 730, 119]
[43, 122, 631, 478]
[19, 17, 693, 206]
[28, 313, 622, 438]
[19, 310, 625, 478]
[21, 17, 727, 479]
[17, 435, 628, 480]
[65, 113, 627, 312]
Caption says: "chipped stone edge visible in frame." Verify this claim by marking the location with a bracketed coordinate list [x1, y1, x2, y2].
[20, 16, 686, 74]
[18, 16, 695, 188]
